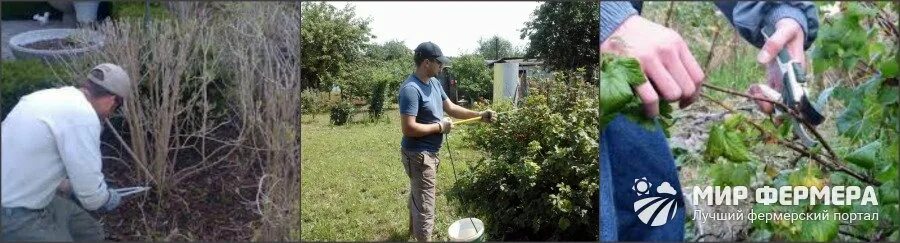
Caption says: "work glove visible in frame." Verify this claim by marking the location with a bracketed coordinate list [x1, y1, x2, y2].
[480, 110, 497, 123]
[99, 188, 122, 212]
[438, 117, 453, 134]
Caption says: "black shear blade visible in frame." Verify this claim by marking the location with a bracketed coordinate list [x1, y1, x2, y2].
[799, 96, 825, 125]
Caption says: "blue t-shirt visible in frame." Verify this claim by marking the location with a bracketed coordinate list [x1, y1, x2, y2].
[398, 74, 448, 153]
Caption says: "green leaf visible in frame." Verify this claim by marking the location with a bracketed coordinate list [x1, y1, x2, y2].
[558, 217, 570, 231]
[778, 119, 794, 139]
[705, 125, 727, 160]
[705, 124, 752, 162]
[879, 180, 899, 204]
[723, 114, 744, 130]
[879, 57, 899, 78]
[811, 56, 835, 75]
[600, 56, 671, 131]
[799, 213, 839, 241]
[600, 70, 635, 117]
[844, 141, 882, 169]
[876, 162, 898, 182]
[608, 58, 646, 86]
[878, 86, 899, 105]
[836, 81, 884, 141]
[709, 160, 753, 186]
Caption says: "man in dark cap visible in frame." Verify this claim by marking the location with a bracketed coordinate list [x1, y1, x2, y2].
[397, 41, 496, 241]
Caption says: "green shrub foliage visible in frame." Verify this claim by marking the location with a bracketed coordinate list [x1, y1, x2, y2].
[452, 70, 599, 240]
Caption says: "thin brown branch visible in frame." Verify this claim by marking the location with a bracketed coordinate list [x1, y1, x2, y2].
[702, 83, 790, 112]
[704, 21, 722, 70]
[799, 120, 840, 161]
[700, 93, 882, 186]
[839, 229, 872, 242]
[664, 1, 676, 28]
[105, 119, 156, 185]
[703, 83, 840, 160]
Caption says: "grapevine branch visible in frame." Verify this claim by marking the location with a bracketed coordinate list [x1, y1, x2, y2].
[699, 93, 882, 186]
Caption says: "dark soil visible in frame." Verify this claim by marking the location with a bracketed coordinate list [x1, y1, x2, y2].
[22, 38, 94, 50]
[97, 123, 263, 241]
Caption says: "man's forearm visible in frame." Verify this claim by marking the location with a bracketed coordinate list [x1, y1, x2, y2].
[446, 103, 480, 119]
[401, 115, 441, 137]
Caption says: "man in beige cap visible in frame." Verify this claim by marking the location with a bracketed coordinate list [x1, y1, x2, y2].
[1, 63, 132, 240]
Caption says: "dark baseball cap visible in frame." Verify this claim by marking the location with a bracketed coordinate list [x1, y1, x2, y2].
[414, 42, 451, 66]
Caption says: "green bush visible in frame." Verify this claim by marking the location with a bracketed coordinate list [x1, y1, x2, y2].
[111, 1, 172, 21]
[451, 54, 493, 103]
[368, 80, 387, 119]
[1, 60, 66, 120]
[452, 70, 599, 240]
[337, 57, 410, 104]
[301, 88, 330, 115]
[330, 99, 354, 125]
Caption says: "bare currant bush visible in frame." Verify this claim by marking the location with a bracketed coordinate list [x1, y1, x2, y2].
[217, 3, 300, 240]
[53, 2, 299, 240]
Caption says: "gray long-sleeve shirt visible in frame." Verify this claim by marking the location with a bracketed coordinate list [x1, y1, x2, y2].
[600, 1, 819, 49]
[2, 87, 111, 211]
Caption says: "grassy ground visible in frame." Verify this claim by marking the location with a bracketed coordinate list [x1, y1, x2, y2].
[298, 108, 483, 241]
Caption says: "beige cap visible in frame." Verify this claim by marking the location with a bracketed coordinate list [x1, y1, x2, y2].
[88, 63, 131, 99]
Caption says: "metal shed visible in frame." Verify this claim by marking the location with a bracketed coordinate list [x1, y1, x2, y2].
[485, 57, 548, 104]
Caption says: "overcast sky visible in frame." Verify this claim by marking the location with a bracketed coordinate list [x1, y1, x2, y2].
[326, 1, 543, 57]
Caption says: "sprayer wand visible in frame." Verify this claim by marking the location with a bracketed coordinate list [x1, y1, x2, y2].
[452, 107, 524, 125]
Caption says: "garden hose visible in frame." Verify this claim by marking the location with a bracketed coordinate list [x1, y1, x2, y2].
[444, 132, 479, 236]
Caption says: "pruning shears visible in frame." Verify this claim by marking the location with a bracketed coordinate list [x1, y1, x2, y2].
[758, 26, 826, 147]
[113, 186, 151, 197]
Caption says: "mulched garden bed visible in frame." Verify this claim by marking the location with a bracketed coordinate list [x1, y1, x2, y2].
[97, 124, 263, 241]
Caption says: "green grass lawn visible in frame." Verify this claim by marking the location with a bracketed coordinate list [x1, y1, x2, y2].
[298, 108, 483, 241]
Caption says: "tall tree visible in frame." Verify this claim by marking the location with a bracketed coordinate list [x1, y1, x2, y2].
[450, 53, 493, 102]
[477, 35, 523, 60]
[365, 39, 412, 62]
[300, 2, 373, 90]
[520, 2, 599, 80]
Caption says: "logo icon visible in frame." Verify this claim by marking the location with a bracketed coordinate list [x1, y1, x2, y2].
[632, 177, 679, 226]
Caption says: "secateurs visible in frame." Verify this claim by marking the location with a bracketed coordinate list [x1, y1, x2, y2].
[757, 25, 826, 147]
[113, 186, 151, 197]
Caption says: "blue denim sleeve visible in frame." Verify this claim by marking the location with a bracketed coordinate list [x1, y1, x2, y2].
[398, 85, 419, 116]
[714, 1, 819, 50]
[600, 1, 638, 44]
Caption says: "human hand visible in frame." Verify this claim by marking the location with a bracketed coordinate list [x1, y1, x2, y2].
[99, 188, 122, 212]
[438, 117, 453, 134]
[480, 110, 497, 123]
[56, 179, 72, 196]
[601, 15, 706, 117]
[749, 18, 806, 115]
